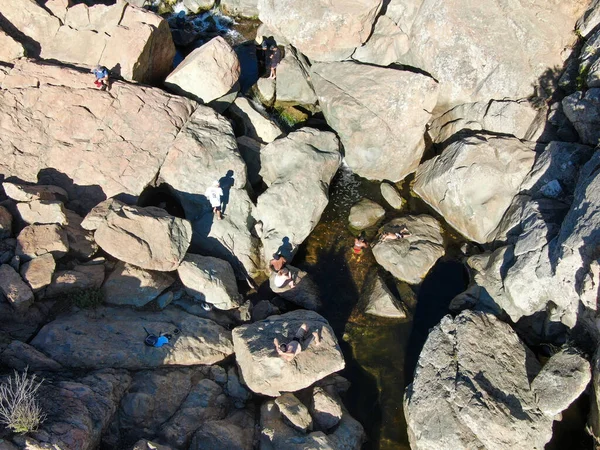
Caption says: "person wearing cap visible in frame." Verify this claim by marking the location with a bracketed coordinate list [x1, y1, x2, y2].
[91, 65, 110, 90]
[268, 45, 282, 79]
[205, 180, 224, 220]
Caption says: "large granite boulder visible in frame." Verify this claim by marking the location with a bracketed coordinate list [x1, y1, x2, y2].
[404, 310, 553, 450]
[0, 29, 25, 63]
[348, 199, 385, 230]
[413, 134, 537, 243]
[220, 0, 259, 17]
[254, 128, 341, 263]
[311, 62, 438, 181]
[227, 96, 282, 144]
[30, 307, 234, 369]
[177, 254, 243, 310]
[257, 0, 382, 62]
[0, 60, 196, 211]
[165, 36, 240, 104]
[397, 0, 582, 106]
[93, 204, 191, 272]
[0, 264, 34, 309]
[232, 310, 344, 396]
[361, 271, 408, 319]
[372, 216, 445, 284]
[275, 47, 317, 106]
[1, 1, 175, 83]
[351, 15, 409, 66]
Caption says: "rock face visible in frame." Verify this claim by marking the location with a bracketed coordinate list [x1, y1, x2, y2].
[348, 199, 385, 230]
[275, 393, 313, 432]
[178, 254, 243, 310]
[1, 1, 175, 83]
[372, 216, 445, 284]
[0, 264, 34, 309]
[0, 205, 12, 239]
[362, 271, 408, 319]
[31, 307, 234, 369]
[257, 0, 382, 61]
[562, 89, 600, 145]
[165, 36, 240, 104]
[352, 15, 409, 66]
[16, 224, 69, 259]
[16, 200, 67, 225]
[404, 311, 553, 450]
[531, 349, 591, 417]
[0, 60, 196, 211]
[232, 310, 344, 397]
[0, 29, 25, 62]
[414, 134, 536, 243]
[45, 263, 105, 297]
[397, 0, 582, 106]
[0, 340, 63, 372]
[228, 97, 282, 144]
[20, 253, 56, 293]
[221, 0, 259, 17]
[93, 205, 192, 272]
[311, 62, 438, 181]
[255, 128, 341, 262]
[380, 182, 404, 210]
[275, 47, 317, 106]
[269, 266, 322, 311]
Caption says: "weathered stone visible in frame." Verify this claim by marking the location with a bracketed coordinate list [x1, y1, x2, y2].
[255, 77, 276, 106]
[103, 261, 175, 307]
[64, 209, 98, 259]
[275, 393, 313, 432]
[258, 0, 382, 61]
[348, 198, 385, 230]
[94, 205, 191, 272]
[362, 271, 408, 319]
[165, 36, 240, 104]
[81, 199, 126, 231]
[31, 307, 234, 369]
[178, 254, 242, 310]
[189, 408, 256, 450]
[16, 200, 67, 225]
[0, 264, 34, 309]
[20, 253, 55, 293]
[531, 349, 591, 417]
[183, 0, 215, 13]
[562, 89, 600, 146]
[226, 366, 252, 408]
[220, 0, 259, 17]
[236, 136, 263, 187]
[310, 387, 342, 431]
[404, 311, 552, 450]
[2, 182, 68, 203]
[232, 310, 344, 397]
[269, 266, 322, 310]
[16, 223, 69, 259]
[413, 134, 536, 243]
[275, 47, 317, 106]
[352, 15, 409, 66]
[45, 263, 105, 298]
[380, 182, 404, 210]
[228, 96, 282, 144]
[0, 205, 12, 239]
[131, 440, 174, 450]
[0, 340, 63, 371]
[372, 216, 445, 284]
[311, 62, 438, 181]
[0, 29, 25, 63]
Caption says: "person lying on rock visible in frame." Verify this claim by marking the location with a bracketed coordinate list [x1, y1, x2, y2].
[273, 323, 321, 361]
[205, 180, 224, 220]
[379, 225, 411, 242]
[91, 65, 110, 91]
[274, 267, 295, 288]
[268, 45, 282, 79]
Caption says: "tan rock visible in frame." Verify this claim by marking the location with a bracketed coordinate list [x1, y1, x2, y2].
[0, 29, 25, 63]
[0, 264, 34, 309]
[0, 0, 61, 45]
[0, 205, 12, 239]
[64, 209, 98, 259]
[275, 393, 313, 432]
[45, 263, 105, 298]
[20, 253, 56, 292]
[81, 199, 126, 231]
[2, 182, 68, 202]
[16, 200, 68, 225]
[16, 224, 69, 259]
[103, 261, 175, 307]
[0, 340, 63, 371]
[228, 97, 282, 143]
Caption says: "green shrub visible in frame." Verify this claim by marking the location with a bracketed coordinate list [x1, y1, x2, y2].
[66, 288, 104, 309]
[0, 369, 45, 433]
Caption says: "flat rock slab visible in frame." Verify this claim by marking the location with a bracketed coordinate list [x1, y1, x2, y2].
[372, 215, 445, 284]
[16, 223, 69, 259]
[103, 261, 175, 307]
[30, 307, 234, 369]
[2, 182, 68, 203]
[16, 200, 67, 225]
[232, 310, 344, 397]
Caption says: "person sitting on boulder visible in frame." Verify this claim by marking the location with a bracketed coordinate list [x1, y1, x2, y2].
[352, 232, 369, 256]
[205, 180, 224, 220]
[91, 65, 110, 90]
[268, 45, 282, 79]
[274, 267, 295, 288]
[269, 253, 288, 272]
[379, 225, 411, 242]
[273, 323, 321, 361]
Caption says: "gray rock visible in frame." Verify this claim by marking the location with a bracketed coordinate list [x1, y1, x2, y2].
[0, 340, 63, 371]
[252, 299, 280, 321]
[16, 200, 67, 225]
[577, 0, 600, 37]
[589, 347, 600, 443]
[156, 291, 174, 309]
[269, 266, 322, 310]
[275, 393, 313, 432]
[404, 311, 552, 450]
[0, 205, 12, 239]
[189, 408, 256, 450]
[352, 15, 409, 66]
[311, 62, 438, 181]
[562, 89, 600, 145]
[45, 263, 105, 298]
[372, 216, 445, 285]
[226, 366, 252, 408]
[414, 134, 536, 243]
[0, 264, 34, 309]
[131, 440, 174, 450]
[380, 182, 404, 210]
[362, 271, 408, 319]
[348, 199, 385, 230]
[16, 223, 69, 259]
[531, 349, 591, 417]
[275, 47, 317, 106]
[2, 182, 68, 203]
[103, 261, 175, 307]
[20, 253, 55, 293]
[255, 77, 276, 106]
[232, 310, 344, 396]
[30, 307, 234, 369]
[310, 387, 342, 431]
[183, 0, 215, 13]
[178, 254, 243, 310]
[94, 205, 192, 272]
[228, 96, 282, 144]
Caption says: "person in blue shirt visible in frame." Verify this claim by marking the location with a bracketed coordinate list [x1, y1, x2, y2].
[91, 65, 110, 90]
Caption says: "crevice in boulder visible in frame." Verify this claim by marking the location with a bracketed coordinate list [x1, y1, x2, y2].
[137, 183, 186, 219]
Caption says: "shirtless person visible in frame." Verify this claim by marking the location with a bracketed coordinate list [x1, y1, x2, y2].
[273, 323, 321, 361]
[379, 225, 411, 242]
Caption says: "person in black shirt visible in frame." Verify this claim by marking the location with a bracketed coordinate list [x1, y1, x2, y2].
[268, 45, 282, 79]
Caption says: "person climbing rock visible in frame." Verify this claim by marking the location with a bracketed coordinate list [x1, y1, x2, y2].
[205, 180, 224, 220]
[352, 232, 369, 257]
[379, 225, 411, 242]
[268, 45, 282, 79]
[273, 323, 321, 361]
[274, 267, 295, 288]
[91, 65, 110, 91]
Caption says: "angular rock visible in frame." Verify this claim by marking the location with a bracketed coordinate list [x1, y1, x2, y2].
[0, 264, 34, 309]
[348, 198, 385, 230]
[165, 36, 240, 104]
[0, 205, 12, 239]
[237, 136, 263, 187]
[20, 253, 55, 293]
[269, 266, 322, 310]
[183, 0, 216, 13]
[362, 271, 408, 319]
[531, 349, 591, 417]
[562, 89, 600, 145]
[228, 96, 283, 144]
[380, 182, 404, 210]
[232, 310, 344, 397]
[311, 62, 438, 181]
[45, 263, 105, 298]
[275, 47, 317, 106]
[372, 216, 445, 284]
[0, 29, 25, 62]
[256, 77, 276, 106]
[254, 128, 341, 262]
[177, 254, 242, 310]
[275, 393, 313, 432]
[220, 0, 259, 17]
[16, 224, 69, 259]
[81, 199, 126, 231]
[258, 0, 382, 61]
[16, 200, 67, 225]
[310, 386, 343, 431]
[132, 440, 174, 450]
[226, 366, 252, 408]
[352, 15, 409, 66]
[414, 134, 536, 243]
[103, 261, 175, 307]
[0, 340, 63, 372]
[189, 408, 256, 450]
[31, 307, 234, 369]
[404, 311, 552, 450]
[2, 182, 68, 203]
[64, 209, 98, 259]
[94, 205, 191, 272]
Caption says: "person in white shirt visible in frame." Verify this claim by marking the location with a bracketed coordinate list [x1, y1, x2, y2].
[205, 181, 224, 220]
